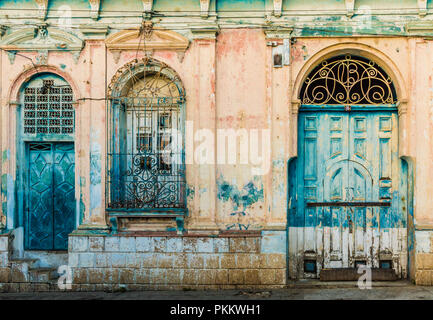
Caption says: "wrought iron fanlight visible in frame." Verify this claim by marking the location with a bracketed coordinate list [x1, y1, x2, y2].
[301, 55, 397, 105]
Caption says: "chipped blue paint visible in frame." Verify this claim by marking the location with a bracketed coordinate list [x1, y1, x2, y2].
[261, 231, 287, 254]
[186, 184, 195, 200]
[6, 175, 14, 230]
[290, 109, 407, 230]
[217, 177, 264, 212]
[217, 176, 264, 230]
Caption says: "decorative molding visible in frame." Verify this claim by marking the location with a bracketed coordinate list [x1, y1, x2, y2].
[397, 99, 408, 116]
[89, 0, 101, 20]
[406, 22, 433, 33]
[35, 0, 49, 20]
[7, 51, 16, 65]
[0, 26, 84, 65]
[264, 26, 293, 39]
[418, 0, 428, 17]
[200, 0, 210, 18]
[1, 26, 84, 51]
[111, 50, 121, 64]
[0, 25, 7, 38]
[291, 100, 301, 115]
[105, 28, 189, 52]
[142, 0, 153, 12]
[273, 0, 282, 17]
[345, 0, 355, 17]
[190, 25, 219, 39]
[79, 24, 109, 39]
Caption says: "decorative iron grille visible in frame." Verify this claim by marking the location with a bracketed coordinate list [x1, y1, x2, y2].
[300, 55, 397, 105]
[107, 59, 186, 210]
[23, 79, 74, 135]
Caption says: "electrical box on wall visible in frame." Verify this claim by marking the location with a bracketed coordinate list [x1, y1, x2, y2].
[271, 39, 291, 67]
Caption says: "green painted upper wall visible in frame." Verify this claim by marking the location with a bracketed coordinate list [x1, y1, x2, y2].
[1, 0, 37, 9]
[216, 0, 265, 11]
[282, 0, 345, 11]
[153, 0, 204, 12]
[2, 0, 433, 12]
[1, 0, 433, 38]
[99, 0, 142, 13]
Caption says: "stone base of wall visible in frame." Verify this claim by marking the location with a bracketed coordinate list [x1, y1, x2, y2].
[415, 230, 433, 285]
[68, 231, 287, 289]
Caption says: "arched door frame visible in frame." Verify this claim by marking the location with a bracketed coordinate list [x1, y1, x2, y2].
[288, 44, 411, 279]
[3, 66, 81, 249]
[290, 43, 409, 160]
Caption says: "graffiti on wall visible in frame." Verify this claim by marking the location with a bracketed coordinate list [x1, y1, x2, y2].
[217, 176, 264, 230]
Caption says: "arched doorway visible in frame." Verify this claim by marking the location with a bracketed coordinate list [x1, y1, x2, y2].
[107, 58, 186, 214]
[290, 55, 407, 279]
[18, 73, 76, 250]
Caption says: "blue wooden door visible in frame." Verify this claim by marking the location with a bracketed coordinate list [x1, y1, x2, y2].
[295, 108, 406, 277]
[27, 142, 75, 250]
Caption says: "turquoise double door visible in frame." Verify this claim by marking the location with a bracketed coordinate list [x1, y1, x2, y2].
[292, 107, 407, 277]
[25, 142, 76, 250]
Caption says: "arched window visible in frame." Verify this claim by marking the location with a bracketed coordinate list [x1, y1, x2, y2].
[107, 59, 186, 210]
[22, 73, 74, 136]
[300, 55, 397, 105]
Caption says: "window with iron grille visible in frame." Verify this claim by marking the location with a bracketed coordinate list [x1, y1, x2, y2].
[23, 76, 74, 136]
[107, 60, 186, 211]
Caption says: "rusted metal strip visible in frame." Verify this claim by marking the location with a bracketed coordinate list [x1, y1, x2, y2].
[307, 202, 391, 207]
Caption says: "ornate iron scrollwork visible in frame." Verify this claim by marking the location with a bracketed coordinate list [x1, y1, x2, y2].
[301, 55, 397, 105]
[108, 59, 186, 210]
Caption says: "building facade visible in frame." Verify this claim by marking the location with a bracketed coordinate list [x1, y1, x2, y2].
[0, 0, 432, 291]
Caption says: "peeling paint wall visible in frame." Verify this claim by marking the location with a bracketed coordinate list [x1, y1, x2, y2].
[1, 0, 433, 289]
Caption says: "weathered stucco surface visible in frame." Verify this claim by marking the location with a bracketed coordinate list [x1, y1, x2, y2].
[0, 0, 433, 290]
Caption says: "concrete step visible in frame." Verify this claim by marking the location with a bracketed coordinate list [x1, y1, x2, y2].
[8, 258, 40, 283]
[319, 268, 398, 281]
[9, 258, 39, 267]
[28, 267, 59, 283]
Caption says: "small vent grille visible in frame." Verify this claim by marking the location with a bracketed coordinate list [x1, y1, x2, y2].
[24, 81, 74, 135]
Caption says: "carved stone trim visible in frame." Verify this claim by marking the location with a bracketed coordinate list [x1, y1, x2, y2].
[105, 28, 189, 52]
[79, 24, 109, 39]
[0, 25, 7, 38]
[89, 0, 101, 20]
[273, 0, 282, 17]
[142, 0, 153, 12]
[418, 0, 428, 17]
[291, 100, 300, 115]
[190, 25, 219, 39]
[398, 99, 408, 116]
[0, 27, 84, 52]
[35, 0, 49, 20]
[345, 0, 355, 17]
[264, 26, 293, 39]
[200, 0, 210, 18]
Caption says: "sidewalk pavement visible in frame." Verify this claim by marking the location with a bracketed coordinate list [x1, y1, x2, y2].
[0, 281, 432, 300]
